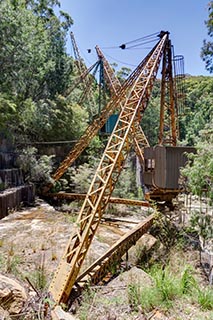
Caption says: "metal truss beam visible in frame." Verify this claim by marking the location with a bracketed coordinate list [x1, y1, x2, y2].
[46, 192, 150, 207]
[96, 46, 150, 165]
[49, 34, 168, 304]
[159, 39, 177, 146]
[71, 213, 155, 298]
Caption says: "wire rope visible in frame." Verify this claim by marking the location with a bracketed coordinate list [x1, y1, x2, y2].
[124, 38, 158, 49]
[121, 31, 160, 45]
[101, 51, 137, 67]
[101, 31, 160, 50]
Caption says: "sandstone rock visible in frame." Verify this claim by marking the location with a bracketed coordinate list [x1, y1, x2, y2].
[127, 233, 159, 265]
[110, 265, 153, 288]
[51, 306, 79, 320]
[0, 274, 27, 315]
[0, 306, 11, 320]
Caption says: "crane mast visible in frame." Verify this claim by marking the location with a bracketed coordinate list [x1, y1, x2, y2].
[70, 32, 97, 108]
[159, 39, 177, 145]
[96, 45, 122, 95]
[49, 33, 168, 304]
[70, 31, 86, 76]
[96, 46, 150, 162]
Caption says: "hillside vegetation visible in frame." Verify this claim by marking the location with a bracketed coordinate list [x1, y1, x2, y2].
[0, 0, 212, 203]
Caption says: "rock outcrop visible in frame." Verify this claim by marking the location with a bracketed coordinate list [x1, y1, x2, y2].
[0, 274, 27, 315]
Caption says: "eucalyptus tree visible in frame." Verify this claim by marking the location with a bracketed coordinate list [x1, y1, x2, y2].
[180, 76, 213, 145]
[0, 0, 76, 143]
[201, 1, 213, 73]
[0, 0, 73, 101]
[181, 119, 213, 203]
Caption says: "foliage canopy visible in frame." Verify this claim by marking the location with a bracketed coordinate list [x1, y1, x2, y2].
[201, 1, 213, 73]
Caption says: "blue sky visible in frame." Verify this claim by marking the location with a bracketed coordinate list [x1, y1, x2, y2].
[60, 0, 211, 76]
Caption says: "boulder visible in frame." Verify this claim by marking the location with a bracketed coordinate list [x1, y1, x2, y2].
[0, 306, 11, 319]
[110, 266, 153, 288]
[0, 274, 27, 315]
[127, 233, 159, 265]
[52, 306, 79, 320]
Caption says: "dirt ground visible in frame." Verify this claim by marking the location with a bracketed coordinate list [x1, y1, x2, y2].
[0, 197, 212, 319]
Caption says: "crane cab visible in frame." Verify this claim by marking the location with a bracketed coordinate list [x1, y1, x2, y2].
[143, 145, 196, 202]
[100, 114, 118, 135]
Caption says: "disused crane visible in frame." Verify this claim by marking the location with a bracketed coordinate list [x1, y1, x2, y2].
[46, 33, 182, 204]
[43, 37, 154, 194]
[49, 31, 169, 305]
[45, 33, 186, 201]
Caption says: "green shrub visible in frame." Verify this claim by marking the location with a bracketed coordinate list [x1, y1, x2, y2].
[16, 147, 54, 189]
[197, 287, 213, 310]
[127, 264, 198, 312]
[150, 265, 180, 304]
[25, 254, 47, 290]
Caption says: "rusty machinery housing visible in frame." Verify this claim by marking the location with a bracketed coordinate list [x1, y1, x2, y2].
[143, 145, 196, 201]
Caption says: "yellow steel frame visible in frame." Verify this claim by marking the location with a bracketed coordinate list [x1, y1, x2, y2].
[49, 34, 168, 304]
[96, 45, 122, 95]
[74, 213, 155, 293]
[46, 192, 150, 207]
[96, 45, 150, 164]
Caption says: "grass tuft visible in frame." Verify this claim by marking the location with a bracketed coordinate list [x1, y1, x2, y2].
[127, 263, 198, 313]
[197, 287, 213, 310]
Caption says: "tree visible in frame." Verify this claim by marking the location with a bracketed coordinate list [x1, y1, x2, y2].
[179, 76, 213, 145]
[181, 120, 213, 203]
[0, 1, 53, 99]
[0, 0, 73, 100]
[14, 96, 89, 143]
[0, 0, 76, 144]
[201, 1, 213, 73]
[16, 146, 54, 191]
[116, 67, 131, 84]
